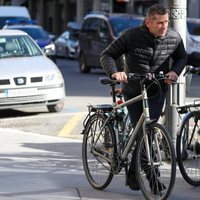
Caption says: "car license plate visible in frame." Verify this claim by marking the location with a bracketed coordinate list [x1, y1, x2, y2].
[5, 88, 38, 97]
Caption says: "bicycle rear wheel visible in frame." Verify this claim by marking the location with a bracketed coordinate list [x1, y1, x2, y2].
[176, 111, 200, 186]
[82, 113, 114, 190]
[136, 123, 176, 200]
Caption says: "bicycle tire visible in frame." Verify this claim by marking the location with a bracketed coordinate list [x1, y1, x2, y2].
[136, 123, 176, 200]
[176, 110, 200, 186]
[82, 113, 114, 190]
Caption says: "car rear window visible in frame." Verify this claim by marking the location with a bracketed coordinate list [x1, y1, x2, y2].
[110, 17, 143, 37]
[10, 27, 49, 40]
[0, 17, 29, 28]
[187, 21, 200, 35]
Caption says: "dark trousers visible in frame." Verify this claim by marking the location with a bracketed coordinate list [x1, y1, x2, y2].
[124, 91, 166, 171]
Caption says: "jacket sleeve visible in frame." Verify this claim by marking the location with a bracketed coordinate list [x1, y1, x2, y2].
[100, 31, 127, 77]
[171, 37, 187, 76]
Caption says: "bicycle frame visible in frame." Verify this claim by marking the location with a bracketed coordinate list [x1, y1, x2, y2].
[92, 79, 159, 166]
[114, 91, 145, 161]
[82, 74, 177, 199]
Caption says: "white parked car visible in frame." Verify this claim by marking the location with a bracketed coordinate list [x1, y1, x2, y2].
[0, 29, 65, 112]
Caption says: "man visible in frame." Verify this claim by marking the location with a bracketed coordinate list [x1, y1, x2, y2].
[100, 4, 187, 191]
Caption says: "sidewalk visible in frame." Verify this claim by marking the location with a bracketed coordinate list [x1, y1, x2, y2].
[0, 128, 82, 200]
[0, 128, 200, 200]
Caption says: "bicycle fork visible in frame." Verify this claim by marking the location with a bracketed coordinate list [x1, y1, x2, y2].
[143, 122, 163, 166]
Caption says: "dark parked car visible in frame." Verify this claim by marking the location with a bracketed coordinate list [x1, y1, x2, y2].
[78, 12, 143, 73]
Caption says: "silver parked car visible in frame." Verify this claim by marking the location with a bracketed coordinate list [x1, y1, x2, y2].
[0, 29, 65, 112]
[55, 22, 80, 59]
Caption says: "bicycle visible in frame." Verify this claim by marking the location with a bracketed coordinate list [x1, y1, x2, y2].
[81, 72, 176, 200]
[176, 66, 200, 186]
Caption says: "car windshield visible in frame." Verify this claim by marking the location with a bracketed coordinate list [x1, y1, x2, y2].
[0, 35, 43, 58]
[187, 21, 200, 35]
[10, 27, 49, 40]
[110, 17, 143, 37]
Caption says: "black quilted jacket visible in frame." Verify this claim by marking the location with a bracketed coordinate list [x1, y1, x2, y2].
[100, 24, 187, 96]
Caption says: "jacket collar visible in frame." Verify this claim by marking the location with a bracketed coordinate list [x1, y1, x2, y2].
[141, 23, 170, 42]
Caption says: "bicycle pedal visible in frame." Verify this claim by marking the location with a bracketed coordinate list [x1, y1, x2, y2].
[102, 146, 113, 153]
[94, 145, 112, 155]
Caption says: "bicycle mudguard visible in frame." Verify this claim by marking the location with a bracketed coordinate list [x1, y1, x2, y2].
[146, 119, 157, 126]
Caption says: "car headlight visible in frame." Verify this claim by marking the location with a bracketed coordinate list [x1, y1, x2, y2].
[44, 72, 63, 82]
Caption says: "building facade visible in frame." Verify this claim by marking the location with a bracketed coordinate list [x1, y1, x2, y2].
[0, 0, 199, 35]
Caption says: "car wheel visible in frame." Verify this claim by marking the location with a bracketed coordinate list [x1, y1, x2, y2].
[79, 53, 91, 73]
[47, 100, 64, 112]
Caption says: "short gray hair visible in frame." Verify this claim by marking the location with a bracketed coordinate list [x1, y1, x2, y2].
[146, 4, 169, 19]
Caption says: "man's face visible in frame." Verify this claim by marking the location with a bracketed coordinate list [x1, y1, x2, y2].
[145, 13, 169, 37]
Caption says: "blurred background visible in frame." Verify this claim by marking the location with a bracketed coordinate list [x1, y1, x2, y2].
[0, 0, 199, 36]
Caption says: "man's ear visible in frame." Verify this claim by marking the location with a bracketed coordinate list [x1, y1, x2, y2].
[145, 18, 150, 28]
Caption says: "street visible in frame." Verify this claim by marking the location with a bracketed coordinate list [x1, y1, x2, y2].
[0, 128, 199, 200]
[0, 58, 199, 199]
[0, 58, 199, 138]
[0, 58, 112, 139]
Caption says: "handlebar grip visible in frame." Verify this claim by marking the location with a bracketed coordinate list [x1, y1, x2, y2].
[128, 73, 146, 80]
[99, 77, 119, 85]
[190, 67, 200, 75]
[184, 66, 200, 76]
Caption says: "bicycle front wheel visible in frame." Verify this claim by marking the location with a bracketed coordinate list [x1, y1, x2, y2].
[82, 113, 114, 190]
[176, 111, 200, 186]
[136, 123, 176, 200]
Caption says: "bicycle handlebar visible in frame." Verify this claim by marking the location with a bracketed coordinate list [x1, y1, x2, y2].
[99, 72, 171, 86]
[128, 72, 166, 81]
[99, 77, 118, 85]
[183, 66, 200, 76]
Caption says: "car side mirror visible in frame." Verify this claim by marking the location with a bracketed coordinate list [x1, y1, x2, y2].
[44, 43, 55, 56]
[43, 43, 56, 63]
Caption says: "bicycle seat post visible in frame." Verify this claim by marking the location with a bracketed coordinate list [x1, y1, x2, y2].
[111, 84, 116, 105]
[140, 80, 150, 120]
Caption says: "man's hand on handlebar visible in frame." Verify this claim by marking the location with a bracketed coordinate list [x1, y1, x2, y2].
[111, 72, 128, 83]
[165, 71, 178, 84]
[111, 71, 178, 84]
